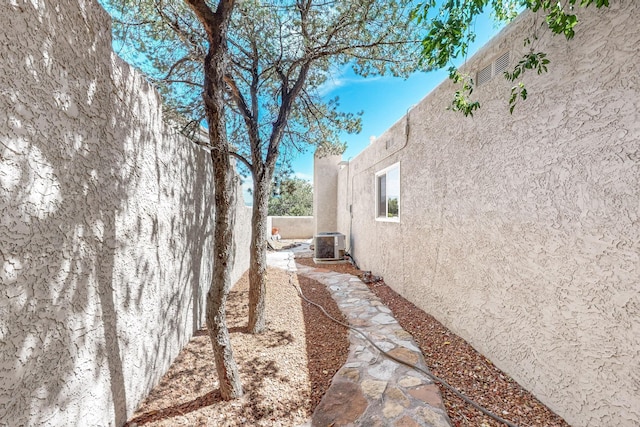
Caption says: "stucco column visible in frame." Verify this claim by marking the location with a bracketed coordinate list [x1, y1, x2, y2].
[313, 153, 341, 235]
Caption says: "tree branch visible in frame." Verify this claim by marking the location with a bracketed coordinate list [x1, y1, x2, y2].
[156, 78, 204, 88]
[230, 151, 255, 178]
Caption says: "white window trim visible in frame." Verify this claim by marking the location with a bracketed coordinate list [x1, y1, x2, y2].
[375, 162, 400, 223]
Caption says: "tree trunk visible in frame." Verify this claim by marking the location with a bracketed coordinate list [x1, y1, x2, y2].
[185, 0, 242, 400]
[248, 174, 270, 333]
[206, 150, 243, 399]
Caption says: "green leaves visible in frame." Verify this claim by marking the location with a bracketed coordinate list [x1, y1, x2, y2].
[503, 51, 547, 113]
[105, 0, 424, 159]
[508, 82, 527, 114]
[527, 0, 609, 39]
[415, 0, 492, 70]
[447, 68, 480, 117]
[268, 177, 313, 216]
[545, 3, 579, 39]
[504, 51, 549, 82]
[411, 0, 610, 115]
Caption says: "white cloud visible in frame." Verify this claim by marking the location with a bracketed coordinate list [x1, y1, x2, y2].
[318, 75, 347, 97]
[293, 172, 313, 183]
[318, 63, 382, 97]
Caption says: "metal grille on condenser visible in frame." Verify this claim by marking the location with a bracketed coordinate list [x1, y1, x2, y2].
[315, 236, 336, 259]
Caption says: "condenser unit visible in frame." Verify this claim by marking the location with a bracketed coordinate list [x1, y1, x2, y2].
[314, 232, 346, 261]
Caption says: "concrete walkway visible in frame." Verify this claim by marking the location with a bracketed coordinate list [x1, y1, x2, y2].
[267, 249, 451, 427]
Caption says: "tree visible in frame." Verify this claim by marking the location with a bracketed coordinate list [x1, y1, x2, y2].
[411, 0, 610, 115]
[182, 0, 242, 400]
[268, 177, 313, 217]
[218, 1, 426, 334]
[388, 197, 398, 218]
[109, 0, 427, 337]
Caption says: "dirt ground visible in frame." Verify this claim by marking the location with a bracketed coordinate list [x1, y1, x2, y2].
[296, 257, 568, 427]
[125, 267, 347, 426]
[126, 256, 567, 427]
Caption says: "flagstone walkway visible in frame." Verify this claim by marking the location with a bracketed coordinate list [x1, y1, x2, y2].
[267, 250, 451, 427]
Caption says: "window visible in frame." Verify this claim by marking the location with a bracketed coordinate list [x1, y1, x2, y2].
[375, 163, 400, 221]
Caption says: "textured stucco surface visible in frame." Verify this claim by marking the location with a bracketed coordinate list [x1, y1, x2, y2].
[336, 3, 640, 426]
[0, 1, 250, 426]
[314, 154, 341, 235]
[269, 216, 314, 239]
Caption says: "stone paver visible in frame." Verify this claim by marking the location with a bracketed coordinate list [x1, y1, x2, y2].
[268, 249, 451, 427]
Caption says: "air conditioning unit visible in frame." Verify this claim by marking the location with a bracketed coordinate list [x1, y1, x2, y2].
[314, 232, 346, 261]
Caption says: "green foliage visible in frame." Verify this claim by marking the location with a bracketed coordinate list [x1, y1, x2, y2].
[315, 140, 347, 158]
[105, 0, 426, 164]
[268, 177, 313, 216]
[411, 0, 610, 115]
[529, 0, 609, 39]
[447, 67, 480, 117]
[388, 198, 399, 218]
[503, 51, 548, 112]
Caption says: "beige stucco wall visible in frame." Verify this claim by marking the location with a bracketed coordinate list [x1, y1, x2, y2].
[314, 153, 341, 234]
[337, 2, 639, 426]
[270, 216, 314, 239]
[0, 1, 250, 426]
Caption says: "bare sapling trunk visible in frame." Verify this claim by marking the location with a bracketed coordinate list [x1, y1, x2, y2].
[248, 175, 270, 333]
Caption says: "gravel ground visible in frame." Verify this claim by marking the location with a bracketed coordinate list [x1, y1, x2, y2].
[125, 267, 347, 426]
[295, 257, 569, 427]
[126, 253, 568, 427]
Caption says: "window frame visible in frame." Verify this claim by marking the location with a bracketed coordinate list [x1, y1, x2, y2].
[375, 162, 400, 222]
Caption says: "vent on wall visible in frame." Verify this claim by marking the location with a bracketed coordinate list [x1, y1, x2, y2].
[476, 51, 510, 86]
[477, 64, 493, 86]
[494, 51, 510, 74]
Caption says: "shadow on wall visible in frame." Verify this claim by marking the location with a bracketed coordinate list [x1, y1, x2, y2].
[0, 0, 215, 425]
[129, 122, 215, 401]
[0, 1, 129, 421]
[106, 56, 217, 422]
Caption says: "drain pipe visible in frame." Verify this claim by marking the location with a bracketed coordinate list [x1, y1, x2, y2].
[343, 105, 416, 270]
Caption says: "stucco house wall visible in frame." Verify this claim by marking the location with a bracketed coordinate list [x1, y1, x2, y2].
[336, 2, 639, 426]
[0, 1, 250, 426]
[314, 153, 341, 235]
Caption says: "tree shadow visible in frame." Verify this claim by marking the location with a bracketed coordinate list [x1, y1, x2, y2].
[227, 283, 295, 347]
[1, 2, 132, 424]
[124, 390, 222, 426]
[122, 271, 310, 425]
[0, 1, 232, 426]
[124, 354, 291, 425]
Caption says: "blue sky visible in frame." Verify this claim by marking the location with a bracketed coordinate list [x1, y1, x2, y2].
[284, 9, 508, 185]
[102, 0, 513, 204]
[102, 0, 509, 205]
[102, 0, 511, 204]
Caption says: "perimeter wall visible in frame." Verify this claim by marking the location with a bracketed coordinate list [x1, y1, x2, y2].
[335, 2, 639, 426]
[0, 1, 251, 425]
[268, 216, 314, 239]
